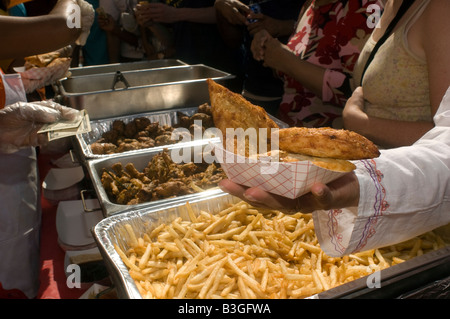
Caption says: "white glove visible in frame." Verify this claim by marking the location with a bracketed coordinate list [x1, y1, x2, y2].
[75, 0, 95, 46]
[0, 100, 79, 153]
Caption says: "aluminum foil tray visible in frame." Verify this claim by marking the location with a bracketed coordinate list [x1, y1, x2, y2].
[72, 107, 289, 163]
[85, 140, 226, 217]
[93, 190, 236, 299]
[93, 192, 450, 299]
[73, 106, 213, 163]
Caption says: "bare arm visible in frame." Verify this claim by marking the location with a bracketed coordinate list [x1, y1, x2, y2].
[0, 0, 82, 59]
[344, 0, 450, 148]
[251, 31, 326, 97]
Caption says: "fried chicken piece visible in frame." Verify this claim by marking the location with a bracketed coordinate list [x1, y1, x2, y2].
[102, 130, 120, 144]
[124, 121, 138, 138]
[134, 117, 151, 131]
[111, 120, 125, 135]
[155, 134, 175, 146]
[177, 114, 192, 128]
[198, 103, 212, 115]
[90, 142, 117, 154]
[117, 139, 141, 152]
[190, 112, 213, 128]
[145, 122, 160, 136]
[276, 127, 380, 160]
[181, 162, 198, 176]
[137, 136, 155, 148]
[125, 163, 144, 180]
[135, 182, 157, 203]
[154, 181, 192, 199]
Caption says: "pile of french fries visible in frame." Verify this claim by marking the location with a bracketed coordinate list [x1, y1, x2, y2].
[114, 201, 448, 299]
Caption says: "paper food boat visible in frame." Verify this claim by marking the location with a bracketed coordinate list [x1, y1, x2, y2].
[213, 143, 350, 199]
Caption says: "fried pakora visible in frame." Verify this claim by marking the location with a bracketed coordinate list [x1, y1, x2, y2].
[100, 149, 226, 205]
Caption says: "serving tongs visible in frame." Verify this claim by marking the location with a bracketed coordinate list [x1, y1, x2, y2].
[111, 71, 130, 90]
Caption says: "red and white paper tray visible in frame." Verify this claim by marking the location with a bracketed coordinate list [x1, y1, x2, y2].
[212, 142, 350, 199]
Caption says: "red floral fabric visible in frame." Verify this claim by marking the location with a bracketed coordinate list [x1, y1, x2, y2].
[278, 0, 382, 128]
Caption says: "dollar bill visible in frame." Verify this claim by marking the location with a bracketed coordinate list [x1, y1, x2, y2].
[38, 109, 85, 133]
[47, 111, 91, 141]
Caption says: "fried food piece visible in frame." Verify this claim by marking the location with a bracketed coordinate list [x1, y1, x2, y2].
[90, 142, 117, 154]
[207, 79, 279, 139]
[281, 152, 356, 172]
[100, 149, 227, 205]
[276, 127, 380, 160]
[24, 51, 61, 69]
[198, 102, 212, 115]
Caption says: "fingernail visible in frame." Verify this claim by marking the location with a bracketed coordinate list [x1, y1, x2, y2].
[243, 192, 257, 202]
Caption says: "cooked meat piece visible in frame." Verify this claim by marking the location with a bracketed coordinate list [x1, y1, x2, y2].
[191, 113, 213, 128]
[136, 130, 150, 138]
[134, 117, 151, 131]
[145, 122, 160, 136]
[189, 123, 204, 136]
[198, 103, 212, 115]
[102, 130, 120, 144]
[154, 181, 192, 198]
[117, 140, 141, 152]
[155, 134, 174, 146]
[161, 124, 173, 132]
[178, 115, 192, 128]
[136, 182, 157, 203]
[125, 163, 144, 179]
[181, 162, 198, 176]
[137, 136, 155, 148]
[124, 121, 138, 138]
[91, 142, 117, 154]
[111, 120, 125, 135]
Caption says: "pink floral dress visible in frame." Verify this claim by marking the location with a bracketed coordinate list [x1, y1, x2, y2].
[278, 0, 382, 128]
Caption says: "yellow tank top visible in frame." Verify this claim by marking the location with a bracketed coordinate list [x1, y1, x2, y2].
[351, 0, 431, 122]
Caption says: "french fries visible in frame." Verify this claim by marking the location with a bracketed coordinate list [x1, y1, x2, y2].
[114, 201, 448, 299]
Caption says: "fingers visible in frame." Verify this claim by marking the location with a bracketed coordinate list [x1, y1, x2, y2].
[218, 173, 360, 214]
[38, 100, 80, 121]
[219, 179, 300, 212]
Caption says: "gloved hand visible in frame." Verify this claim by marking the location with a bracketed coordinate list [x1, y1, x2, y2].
[75, 0, 95, 46]
[0, 100, 79, 153]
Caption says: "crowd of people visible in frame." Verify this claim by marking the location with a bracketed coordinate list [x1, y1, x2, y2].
[0, 0, 450, 298]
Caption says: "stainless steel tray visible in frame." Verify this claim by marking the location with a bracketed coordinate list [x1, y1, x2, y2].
[73, 106, 289, 164]
[55, 64, 234, 120]
[86, 140, 225, 217]
[68, 59, 187, 78]
[93, 192, 450, 299]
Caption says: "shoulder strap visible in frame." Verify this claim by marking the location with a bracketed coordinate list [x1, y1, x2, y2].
[360, 0, 416, 85]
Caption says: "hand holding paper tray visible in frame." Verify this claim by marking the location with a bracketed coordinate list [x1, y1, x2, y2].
[214, 143, 352, 199]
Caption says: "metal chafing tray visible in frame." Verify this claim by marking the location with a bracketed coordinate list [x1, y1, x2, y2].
[54, 64, 234, 120]
[68, 59, 187, 78]
[93, 192, 450, 299]
[85, 140, 225, 217]
[72, 107, 289, 164]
